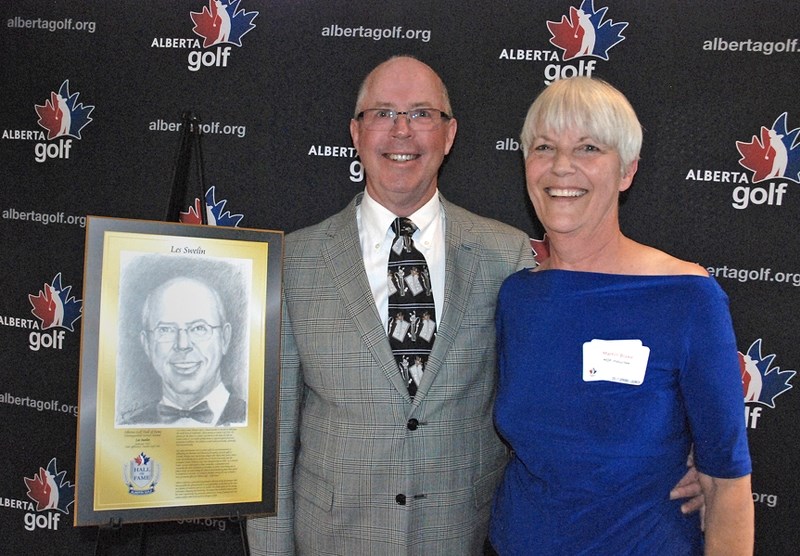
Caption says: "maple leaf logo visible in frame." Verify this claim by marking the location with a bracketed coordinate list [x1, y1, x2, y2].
[190, 0, 258, 48]
[134, 452, 151, 466]
[547, 0, 627, 61]
[23, 458, 75, 514]
[180, 186, 244, 226]
[530, 235, 550, 266]
[34, 80, 94, 140]
[34, 92, 65, 140]
[735, 112, 800, 184]
[739, 339, 795, 408]
[28, 272, 83, 331]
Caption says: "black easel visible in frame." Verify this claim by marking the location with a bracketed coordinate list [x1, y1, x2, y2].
[92, 515, 248, 556]
[92, 518, 146, 556]
[165, 111, 208, 225]
[233, 511, 250, 555]
[91, 112, 249, 556]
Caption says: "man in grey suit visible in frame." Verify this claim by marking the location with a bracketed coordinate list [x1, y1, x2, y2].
[248, 56, 700, 555]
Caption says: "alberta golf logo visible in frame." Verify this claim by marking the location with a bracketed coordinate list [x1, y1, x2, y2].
[530, 235, 550, 266]
[150, 0, 258, 71]
[26, 272, 83, 352]
[685, 113, 799, 209]
[740, 339, 795, 429]
[497, 0, 626, 84]
[179, 186, 244, 226]
[33, 79, 94, 163]
[732, 112, 799, 209]
[22, 458, 75, 531]
[188, 0, 258, 71]
[544, 0, 627, 83]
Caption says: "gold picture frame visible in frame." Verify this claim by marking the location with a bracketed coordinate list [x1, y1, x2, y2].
[75, 216, 282, 526]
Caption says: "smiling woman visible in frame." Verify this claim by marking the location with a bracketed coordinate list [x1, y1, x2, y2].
[488, 77, 754, 556]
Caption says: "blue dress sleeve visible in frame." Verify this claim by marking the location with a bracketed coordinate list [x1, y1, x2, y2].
[680, 279, 752, 478]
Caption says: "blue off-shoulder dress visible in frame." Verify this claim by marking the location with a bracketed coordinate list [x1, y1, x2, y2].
[489, 270, 751, 555]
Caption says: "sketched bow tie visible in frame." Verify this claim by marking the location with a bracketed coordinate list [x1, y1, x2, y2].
[157, 401, 214, 424]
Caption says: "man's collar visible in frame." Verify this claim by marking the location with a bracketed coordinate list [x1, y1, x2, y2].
[360, 189, 441, 238]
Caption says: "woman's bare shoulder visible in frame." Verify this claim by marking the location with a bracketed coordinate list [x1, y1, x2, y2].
[633, 243, 709, 277]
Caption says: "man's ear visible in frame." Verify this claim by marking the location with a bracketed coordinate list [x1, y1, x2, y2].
[221, 322, 232, 354]
[350, 118, 361, 157]
[443, 117, 457, 156]
[140, 330, 150, 358]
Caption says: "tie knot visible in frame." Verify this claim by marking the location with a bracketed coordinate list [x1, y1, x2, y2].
[391, 217, 417, 238]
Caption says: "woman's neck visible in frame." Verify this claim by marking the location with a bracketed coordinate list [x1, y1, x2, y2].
[542, 228, 630, 273]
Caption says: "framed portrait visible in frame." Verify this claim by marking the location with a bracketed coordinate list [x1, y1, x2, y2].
[75, 217, 282, 526]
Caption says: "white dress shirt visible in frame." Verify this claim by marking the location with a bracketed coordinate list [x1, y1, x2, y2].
[356, 189, 445, 332]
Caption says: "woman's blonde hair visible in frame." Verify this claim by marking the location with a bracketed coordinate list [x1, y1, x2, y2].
[520, 77, 642, 170]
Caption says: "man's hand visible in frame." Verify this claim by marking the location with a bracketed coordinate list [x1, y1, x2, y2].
[670, 466, 703, 511]
[669, 454, 705, 528]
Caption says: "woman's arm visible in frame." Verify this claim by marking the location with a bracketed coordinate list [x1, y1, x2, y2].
[698, 472, 754, 555]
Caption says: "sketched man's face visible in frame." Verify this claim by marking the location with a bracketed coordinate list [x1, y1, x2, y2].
[141, 278, 231, 407]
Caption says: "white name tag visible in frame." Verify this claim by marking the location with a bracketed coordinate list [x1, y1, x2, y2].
[582, 339, 650, 386]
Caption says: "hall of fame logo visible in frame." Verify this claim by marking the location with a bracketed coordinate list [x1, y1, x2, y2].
[123, 452, 161, 495]
[179, 185, 244, 226]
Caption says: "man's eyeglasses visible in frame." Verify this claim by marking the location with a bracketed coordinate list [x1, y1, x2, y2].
[356, 108, 451, 131]
[146, 322, 223, 344]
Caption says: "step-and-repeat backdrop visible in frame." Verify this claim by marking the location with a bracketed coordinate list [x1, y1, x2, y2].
[2, 1, 797, 554]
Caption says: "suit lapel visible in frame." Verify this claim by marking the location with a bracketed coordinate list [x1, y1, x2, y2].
[414, 198, 480, 402]
[320, 196, 411, 398]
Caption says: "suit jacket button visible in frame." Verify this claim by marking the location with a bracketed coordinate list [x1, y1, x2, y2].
[407, 418, 419, 431]
[395, 494, 406, 505]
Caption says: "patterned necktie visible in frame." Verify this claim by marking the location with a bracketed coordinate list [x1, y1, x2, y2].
[157, 400, 214, 424]
[387, 217, 436, 397]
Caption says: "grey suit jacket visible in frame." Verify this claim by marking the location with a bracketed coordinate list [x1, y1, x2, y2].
[248, 193, 534, 555]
